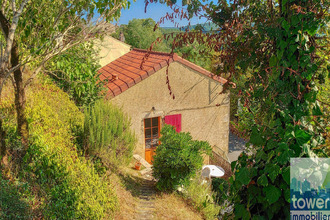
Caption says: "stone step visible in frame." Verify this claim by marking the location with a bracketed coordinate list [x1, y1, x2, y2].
[135, 213, 155, 218]
[135, 215, 154, 220]
[140, 188, 154, 191]
[136, 205, 155, 210]
[139, 194, 154, 197]
[135, 178, 156, 220]
[140, 191, 154, 194]
[140, 184, 155, 187]
[138, 201, 154, 205]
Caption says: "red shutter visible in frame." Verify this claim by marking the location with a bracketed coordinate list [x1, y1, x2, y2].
[164, 114, 181, 132]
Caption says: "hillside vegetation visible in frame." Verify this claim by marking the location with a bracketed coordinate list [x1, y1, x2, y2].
[0, 77, 119, 219]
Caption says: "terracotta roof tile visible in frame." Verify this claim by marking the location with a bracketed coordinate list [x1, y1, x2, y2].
[99, 48, 227, 97]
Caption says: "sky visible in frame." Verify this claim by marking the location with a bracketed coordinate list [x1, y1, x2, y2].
[113, 0, 212, 28]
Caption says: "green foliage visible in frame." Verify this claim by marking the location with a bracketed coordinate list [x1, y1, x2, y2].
[182, 177, 221, 220]
[152, 125, 212, 191]
[114, 19, 213, 70]
[0, 174, 32, 219]
[160, 26, 214, 71]
[113, 18, 169, 52]
[45, 43, 105, 107]
[83, 99, 136, 168]
[174, 39, 213, 71]
[208, 1, 328, 219]
[20, 80, 117, 219]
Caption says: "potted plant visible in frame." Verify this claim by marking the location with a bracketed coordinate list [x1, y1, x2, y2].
[135, 161, 142, 170]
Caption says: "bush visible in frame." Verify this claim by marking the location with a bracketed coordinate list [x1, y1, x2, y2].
[212, 178, 234, 218]
[182, 176, 221, 220]
[0, 174, 32, 219]
[152, 125, 212, 191]
[83, 99, 136, 168]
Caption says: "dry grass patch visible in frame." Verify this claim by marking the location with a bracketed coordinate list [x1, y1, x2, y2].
[112, 164, 206, 220]
[154, 192, 203, 220]
[111, 169, 141, 220]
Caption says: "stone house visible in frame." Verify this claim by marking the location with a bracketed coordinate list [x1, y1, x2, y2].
[98, 48, 230, 165]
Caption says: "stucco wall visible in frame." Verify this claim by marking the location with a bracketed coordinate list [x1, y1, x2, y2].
[111, 61, 230, 163]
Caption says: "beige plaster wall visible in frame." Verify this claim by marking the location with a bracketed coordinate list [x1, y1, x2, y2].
[94, 36, 131, 67]
[111, 62, 230, 163]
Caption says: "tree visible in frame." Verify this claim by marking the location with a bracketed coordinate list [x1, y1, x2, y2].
[0, 0, 131, 161]
[146, 0, 329, 218]
[113, 18, 170, 51]
[45, 43, 104, 107]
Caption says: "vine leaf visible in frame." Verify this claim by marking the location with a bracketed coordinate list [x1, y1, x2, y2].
[282, 167, 290, 185]
[235, 204, 250, 219]
[263, 185, 281, 205]
[236, 167, 251, 185]
[294, 127, 312, 145]
[257, 174, 268, 187]
[250, 126, 264, 146]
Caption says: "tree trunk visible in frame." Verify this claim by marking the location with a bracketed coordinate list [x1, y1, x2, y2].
[0, 106, 9, 177]
[11, 44, 29, 152]
[0, 118, 6, 159]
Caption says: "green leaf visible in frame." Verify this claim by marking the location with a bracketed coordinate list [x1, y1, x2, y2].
[284, 187, 290, 203]
[269, 55, 278, 67]
[294, 127, 312, 146]
[257, 174, 268, 187]
[250, 126, 265, 146]
[282, 167, 290, 185]
[234, 204, 250, 220]
[312, 103, 322, 116]
[276, 143, 290, 165]
[236, 167, 251, 185]
[307, 24, 319, 36]
[291, 15, 300, 26]
[281, 20, 290, 33]
[265, 164, 280, 183]
[231, 160, 237, 172]
[277, 150, 290, 165]
[279, 40, 288, 50]
[263, 185, 281, 205]
[256, 149, 267, 162]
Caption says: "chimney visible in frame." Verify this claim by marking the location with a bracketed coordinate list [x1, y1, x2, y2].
[112, 74, 118, 80]
[119, 32, 125, 42]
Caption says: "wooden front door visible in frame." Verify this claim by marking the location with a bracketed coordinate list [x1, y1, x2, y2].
[144, 117, 160, 164]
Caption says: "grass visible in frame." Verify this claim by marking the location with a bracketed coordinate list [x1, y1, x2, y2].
[111, 172, 139, 220]
[182, 177, 221, 220]
[154, 192, 203, 220]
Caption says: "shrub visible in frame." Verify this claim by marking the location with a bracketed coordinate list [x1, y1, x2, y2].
[152, 125, 212, 191]
[182, 176, 221, 220]
[0, 174, 32, 219]
[212, 178, 234, 218]
[83, 99, 136, 168]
